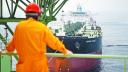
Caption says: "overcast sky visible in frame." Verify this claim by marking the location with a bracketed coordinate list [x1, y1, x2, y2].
[2, 0, 128, 24]
[61, 0, 128, 23]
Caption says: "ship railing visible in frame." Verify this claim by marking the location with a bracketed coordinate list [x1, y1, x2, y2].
[0, 53, 128, 72]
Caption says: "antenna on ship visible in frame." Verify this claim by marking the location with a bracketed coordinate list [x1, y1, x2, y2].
[61, 10, 65, 24]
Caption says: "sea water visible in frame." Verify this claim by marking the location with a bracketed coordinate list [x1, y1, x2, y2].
[99, 22, 128, 72]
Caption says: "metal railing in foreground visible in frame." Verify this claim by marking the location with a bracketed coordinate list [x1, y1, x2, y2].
[0, 53, 128, 72]
[47, 53, 128, 72]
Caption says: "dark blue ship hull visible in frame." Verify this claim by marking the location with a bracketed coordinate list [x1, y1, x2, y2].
[59, 36, 102, 53]
[48, 36, 102, 54]
[47, 36, 102, 72]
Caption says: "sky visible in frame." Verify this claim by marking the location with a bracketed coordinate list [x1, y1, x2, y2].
[1, 0, 128, 46]
[2, 0, 128, 24]
[61, 0, 128, 24]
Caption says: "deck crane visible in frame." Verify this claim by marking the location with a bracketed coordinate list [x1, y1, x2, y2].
[0, 0, 68, 47]
[0, 0, 68, 60]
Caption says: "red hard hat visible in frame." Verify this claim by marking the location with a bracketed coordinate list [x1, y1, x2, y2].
[25, 3, 41, 14]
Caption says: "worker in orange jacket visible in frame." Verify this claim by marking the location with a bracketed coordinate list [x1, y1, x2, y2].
[6, 3, 73, 72]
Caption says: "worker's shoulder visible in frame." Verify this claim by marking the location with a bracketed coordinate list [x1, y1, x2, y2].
[17, 20, 47, 29]
[36, 21, 47, 27]
[16, 20, 25, 26]
[18, 20, 27, 24]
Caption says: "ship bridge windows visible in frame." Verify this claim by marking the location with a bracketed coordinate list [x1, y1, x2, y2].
[55, 29, 59, 33]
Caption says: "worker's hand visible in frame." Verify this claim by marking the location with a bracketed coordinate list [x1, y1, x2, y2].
[64, 50, 73, 58]
[66, 50, 73, 54]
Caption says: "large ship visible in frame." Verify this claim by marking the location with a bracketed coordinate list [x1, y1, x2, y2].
[0, 1, 102, 72]
[47, 5, 102, 72]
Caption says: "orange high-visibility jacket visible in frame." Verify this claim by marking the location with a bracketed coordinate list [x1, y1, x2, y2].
[6, 18, 67, 72]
